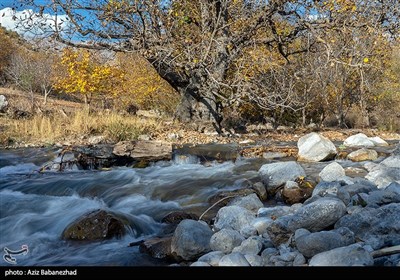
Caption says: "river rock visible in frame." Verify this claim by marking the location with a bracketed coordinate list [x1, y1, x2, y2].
[266, 198, 346, 245]
[161, 211, 198, 224]
[197, 251, 225, 266]
[369, 136, 389, 146]
[214, 206, 255, 232]
[113, 140, 172, 161]
[190, 261, 210, 266]
[171, 219, 212, 260]
[261, 247, 279, 266]
[362, 190, 400, 207]
[281, 181, 312, 205]
[365, 154, 400, 188]
[232, 236, 263, 255]
[251, 182, 268, 201]
[386, 182, 400, 195]
[335, 203, 400, 249]
[228, 193, 263, 213]
[297, 132, 337, 162]
[309, 244, 374, 266]
[344, 133, 375, 147]
[347, 148, 378, 162]
[0, 95, 8, 112]
[219, 252, 250, 266]
[319, 162, 345, 182]
[208, 188, 256, 207]
[244, 254, 263, 266]
[340, 182, 377, 197]
[210, 229, 244, 254]
[239, 225, 258, 238]
[295, 227, 355, 258]
[139, 236, 173, 259]
[257, 206, 292, 219]
[259, 161, 306, 195]
[251, 217, 274, 235]
[62, 209, 125, 240]
[312, 181, 342, 197]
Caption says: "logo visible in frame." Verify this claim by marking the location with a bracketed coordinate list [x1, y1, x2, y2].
[3, 245, 29, 265]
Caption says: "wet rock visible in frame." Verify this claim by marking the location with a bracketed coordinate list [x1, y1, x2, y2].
[295, 227, 355, 258]
[309, 244, 374, 266]
[197, 251, 225, 266]
[297, 132, 337, 162]
[251, 182, 268, 201]
[208, 189, 256, 207]
[344, 133, 375, 147]
[113, 140, 172, 161]
[319, 162, 345, 182]
[347, 148, 378, 162]
[171, 220, 213, 260]
[139, 236, 173, 259]
[219, 252, 250, 266]
[174, 143, 239, 162]
[267, 198, 347, 245]
[335, 203, 400, 249]
[0, 95, 9, 112]
[228, 193, 263, 213]
[282, 180, 313, 205]
[259, 161, 306, 195]
[161, 211, 199, 224]
[232, 236, 263, 255]
[210, 229, 244, 254]
[214, 206, 255, 232]
[62, 210, 125, 241]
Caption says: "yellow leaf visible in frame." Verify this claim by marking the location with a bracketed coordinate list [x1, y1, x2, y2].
[363, 58, 369, 63]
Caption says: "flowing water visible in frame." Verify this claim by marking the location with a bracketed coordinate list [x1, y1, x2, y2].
[0, 143, 393, 266]
[0, 148, 263, 266]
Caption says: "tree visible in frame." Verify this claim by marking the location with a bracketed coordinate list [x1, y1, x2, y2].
[14, 0, 400, 131]
[54, 48, 123, 106]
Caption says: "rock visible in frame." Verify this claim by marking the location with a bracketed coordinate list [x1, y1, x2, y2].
[319, 162, 345, 182]
[297, 132, 337, 162]
[171, 220, 212, 260]
[219, 252, 250, 266]
[259, 161, 306, 195]
[239, 226, 258, 238]
[244, 254, 263, 266]
[344, 133, 375, 147]
[113, 140, 172, 161]
[365, 155, 400, 188]
[197, 251, 225, 266]
[251, 182, 268, 201]
[293, 253, 307, 266]
[174, 143, 239, 162]
[190, 261, 210, 266]
[281, 180, 312, 205]
[87, 135, 106, 145]
[208, 188, 256, 207]
[263, 152, 287, 160]
[210, 229, 244, 254]
[295, 227, 355, 258]
[267, 198, 347, 245]
[257, 206, 292, 219]
[62, 210, 125, 240]
[138, 134, 151, 141]
[228, 193, 263, 213]
[335, 203, 400, 249]
[363, 190, 400, 207]
[368, 136, 388, 146]
[386, 182, 400, 195]
[0, 95, 8, 112]
[139, 237, 173, 259]
[261, 248, 279, 266]
[312, 181, 342, 197]
[251, 217, 274, 235]
[340, 183, 377, 197]
[347, 148, 378, 162]
[309, 244, 374, 266]
[214, 206, 255, 232]
[161, 211, 198, 224]
[232, 236, 263, 255]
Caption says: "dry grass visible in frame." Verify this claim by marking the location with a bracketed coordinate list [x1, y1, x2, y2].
[0, 110, 160, 146]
